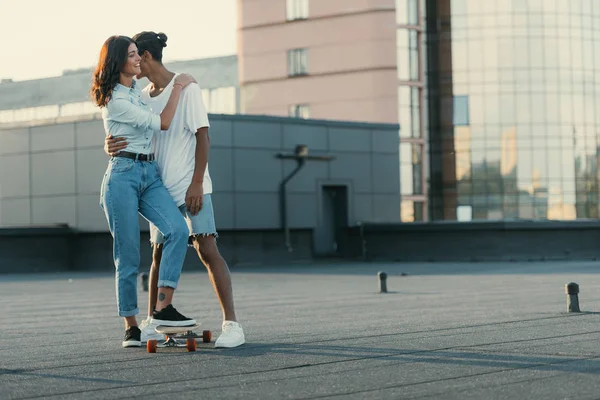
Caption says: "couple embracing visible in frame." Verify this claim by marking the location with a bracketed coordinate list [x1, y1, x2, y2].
[91, 31, 244, 349]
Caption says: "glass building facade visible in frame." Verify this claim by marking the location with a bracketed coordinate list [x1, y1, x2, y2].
[396, 0, 428, 222]
[426, 0, 600, 221]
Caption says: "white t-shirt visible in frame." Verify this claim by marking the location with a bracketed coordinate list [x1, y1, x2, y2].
[140, 73, 212, 207]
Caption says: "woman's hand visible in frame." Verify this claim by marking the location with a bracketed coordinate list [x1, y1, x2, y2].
[174, 73, 196, 89]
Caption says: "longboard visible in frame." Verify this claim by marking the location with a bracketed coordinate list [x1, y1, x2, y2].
[147, 323, 212, 353]
[155, 323, 203, 335]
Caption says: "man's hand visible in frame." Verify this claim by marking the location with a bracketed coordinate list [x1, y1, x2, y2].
[185, 182, 203, 216]
[104, 134, 128, 156]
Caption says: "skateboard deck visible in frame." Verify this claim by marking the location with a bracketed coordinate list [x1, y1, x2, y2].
[147, 323, 212, 353]
[155, 323, 202, 335]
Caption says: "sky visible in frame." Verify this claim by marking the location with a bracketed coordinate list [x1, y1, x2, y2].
[0, 0, 237, 82]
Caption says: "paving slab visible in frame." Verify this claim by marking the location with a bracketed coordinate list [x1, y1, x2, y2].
[2, 260, 600, 399]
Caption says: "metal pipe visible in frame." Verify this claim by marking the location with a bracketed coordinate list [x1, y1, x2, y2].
[280, 158, 306, 252]
[276, 145, 333, 252]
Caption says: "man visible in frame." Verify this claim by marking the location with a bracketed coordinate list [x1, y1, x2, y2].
[105, 31, 245, 348]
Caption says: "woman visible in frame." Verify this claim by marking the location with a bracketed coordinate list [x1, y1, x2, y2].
[91, 35, 196, 348]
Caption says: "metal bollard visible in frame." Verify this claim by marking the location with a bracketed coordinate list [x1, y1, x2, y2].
[565, 282, 580, 312]
[140, 272, 149, 292]
[378, 271, 388, 293]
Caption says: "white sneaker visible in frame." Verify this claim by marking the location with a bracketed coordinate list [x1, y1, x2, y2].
[214, 321, 245, 348]
[139, 316, 165, 343]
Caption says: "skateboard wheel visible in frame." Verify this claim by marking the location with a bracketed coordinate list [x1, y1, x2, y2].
[186, 338, 197, 352]
[147, 340, 157, 353]
[202, 330, 212, 343]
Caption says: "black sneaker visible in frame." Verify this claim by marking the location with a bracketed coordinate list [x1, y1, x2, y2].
[150, 305, 196, 327]
[122, 326, 141, 348]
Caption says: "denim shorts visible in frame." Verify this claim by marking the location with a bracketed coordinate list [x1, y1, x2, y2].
[149, 194, 218, 245]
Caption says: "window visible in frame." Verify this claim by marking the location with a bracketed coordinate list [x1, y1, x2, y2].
[208, 86, 237, 114]
[396, 29, 420, 81]
[60, 101, 96, 117]
[396, 0, 418, 25]
[400, 142, 423, 195]
[456, 205, 473, 221]
[287, 0, 308, 21]
[289, 104, 310, 119]
[288, 48, 308, 76]
[0, 102, 98, 124]
[200, 87, 237, 114]
[453, 95, 469, 126]
[401, 200, 425, 222]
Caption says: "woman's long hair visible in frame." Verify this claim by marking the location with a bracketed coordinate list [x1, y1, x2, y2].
[90, 35, 135, 108]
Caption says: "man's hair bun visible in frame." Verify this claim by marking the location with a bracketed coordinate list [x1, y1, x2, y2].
[157, 33, 168, 47]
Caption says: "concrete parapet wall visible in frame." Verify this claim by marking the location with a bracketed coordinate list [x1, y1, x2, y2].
[342, 221, 600, 262]
[0, 226, 313, 273]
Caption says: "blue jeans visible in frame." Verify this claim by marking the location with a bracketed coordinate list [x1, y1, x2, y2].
[99, 157, 189, 317]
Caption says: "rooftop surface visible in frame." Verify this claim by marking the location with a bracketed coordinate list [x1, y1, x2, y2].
[3, 260, 600, 399]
